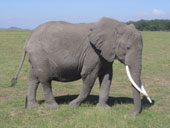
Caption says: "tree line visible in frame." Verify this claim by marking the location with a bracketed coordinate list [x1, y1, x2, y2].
[127, 19, 170, 31]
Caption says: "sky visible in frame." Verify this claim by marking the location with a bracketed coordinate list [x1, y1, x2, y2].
[1, 0, 170, 29]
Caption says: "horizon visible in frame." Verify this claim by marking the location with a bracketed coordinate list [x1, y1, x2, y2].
[1, 0, 170, 29]
[1, 19, 170, 30]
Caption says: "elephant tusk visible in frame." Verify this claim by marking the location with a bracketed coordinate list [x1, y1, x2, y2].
[125, 65, 152, 103]
[125, 66, 145, 94]
[141, 85, 152, 103]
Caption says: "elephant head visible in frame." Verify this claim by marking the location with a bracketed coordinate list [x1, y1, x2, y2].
[89, 17, 151, 113]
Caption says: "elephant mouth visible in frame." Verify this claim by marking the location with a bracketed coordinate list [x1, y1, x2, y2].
[125, 65, 152, 103]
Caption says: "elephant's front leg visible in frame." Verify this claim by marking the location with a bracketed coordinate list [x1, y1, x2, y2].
[69, 69, 98, 108]
[97, 64, 112, 108]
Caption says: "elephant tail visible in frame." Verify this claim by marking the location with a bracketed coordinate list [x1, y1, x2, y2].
[10, 47, 27, 87]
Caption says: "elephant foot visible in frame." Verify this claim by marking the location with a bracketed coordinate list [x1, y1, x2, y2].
[25, 96, 39, 108]
[25, 101, 39, 108]
[45, 102, 59, 109]
[97, 103, 111, 109]
[69, 100, 80, 108]
[128, 109, 141, 115]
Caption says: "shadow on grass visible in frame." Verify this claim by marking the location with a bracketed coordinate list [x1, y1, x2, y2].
[39, 95, 154, 109]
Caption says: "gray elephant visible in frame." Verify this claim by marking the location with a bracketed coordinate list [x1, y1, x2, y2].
[11, 17, 151, 115]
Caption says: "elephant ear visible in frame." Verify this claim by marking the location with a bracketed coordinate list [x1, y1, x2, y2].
[88, 17, 118, 62]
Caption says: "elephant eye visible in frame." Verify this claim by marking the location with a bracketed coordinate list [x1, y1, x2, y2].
[127, 46, 130, 50]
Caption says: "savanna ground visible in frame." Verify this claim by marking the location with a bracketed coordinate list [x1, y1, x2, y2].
[0, 30, 170, 128]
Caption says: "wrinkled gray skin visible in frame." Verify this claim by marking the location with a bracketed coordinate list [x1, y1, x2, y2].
[16, 17, 143, 114]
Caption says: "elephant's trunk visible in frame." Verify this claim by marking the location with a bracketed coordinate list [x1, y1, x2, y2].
[126, 56, 142, 113]
[125, 51, 142, 88]
[126, 66, 152, 103]
[125, 52, 152, 113]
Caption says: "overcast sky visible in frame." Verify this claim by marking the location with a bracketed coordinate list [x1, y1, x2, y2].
[1, 0, 170, 29]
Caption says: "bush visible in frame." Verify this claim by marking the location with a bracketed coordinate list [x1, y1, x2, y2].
[127, 19, 170, 31]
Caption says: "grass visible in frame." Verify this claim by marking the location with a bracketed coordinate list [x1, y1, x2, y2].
[0, 30, 170, 128]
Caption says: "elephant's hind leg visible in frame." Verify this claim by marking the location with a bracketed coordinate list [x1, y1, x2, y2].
[25, 67, 39, 108]
[41, 81, 59, 109]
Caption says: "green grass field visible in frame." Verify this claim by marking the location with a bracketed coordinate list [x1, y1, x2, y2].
[0, 30, 170, 128]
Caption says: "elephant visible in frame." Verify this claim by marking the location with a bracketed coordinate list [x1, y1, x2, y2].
[11, 17, 151, 115]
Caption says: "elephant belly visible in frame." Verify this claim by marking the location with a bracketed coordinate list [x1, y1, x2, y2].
[52, 67, 81, 82]
[49, 55, 82, 82]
